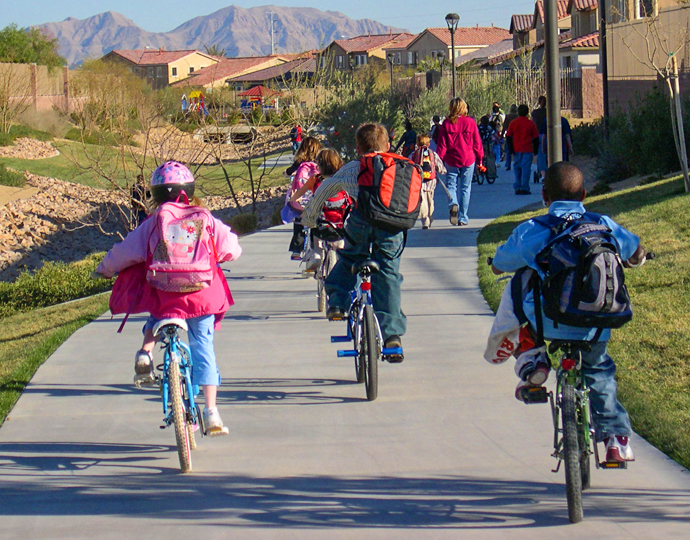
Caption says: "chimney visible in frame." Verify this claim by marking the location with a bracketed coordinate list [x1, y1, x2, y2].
[476, 24, 479, 29]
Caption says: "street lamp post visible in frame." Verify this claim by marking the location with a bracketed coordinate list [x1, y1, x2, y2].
[445, 13, 460, 98]
[544, 0, 562, 163]
[387, 54, 395, 95]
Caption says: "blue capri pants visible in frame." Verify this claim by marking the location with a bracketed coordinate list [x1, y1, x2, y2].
[144, 314, 221, 386]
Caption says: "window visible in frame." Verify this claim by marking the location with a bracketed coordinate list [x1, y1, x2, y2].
[396, 52, 401, 65]
[590, 10, 599, 32]
[156, 67, 163, 77]
[573, 15, 580, 37]
[407, 51, 413, 64]
[171, 66, 178, 77]
[336, 55, 343, 67]
[147, 67, 154, 78]
[636, 0, 655, 18]
[189, 66, 195, 74]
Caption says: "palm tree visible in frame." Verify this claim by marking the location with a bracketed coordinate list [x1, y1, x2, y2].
[204, 44, 226, 58]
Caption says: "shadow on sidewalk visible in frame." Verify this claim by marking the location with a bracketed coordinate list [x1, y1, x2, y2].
[0, 460, 688, 529]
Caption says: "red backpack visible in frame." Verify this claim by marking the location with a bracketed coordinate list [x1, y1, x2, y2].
[357, 152, 423, 232]
[411, 146, 436, 181]
[313, 175, 353, 227]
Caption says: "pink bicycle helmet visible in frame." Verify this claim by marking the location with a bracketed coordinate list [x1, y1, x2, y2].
[150, 161, 195, 202]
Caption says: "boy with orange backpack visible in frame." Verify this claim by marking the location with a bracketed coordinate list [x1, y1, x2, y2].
[409, 134, 446, 229]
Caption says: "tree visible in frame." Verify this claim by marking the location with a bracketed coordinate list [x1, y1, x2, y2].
[203, 44, 227, 58]
[0, 24, 64, 70]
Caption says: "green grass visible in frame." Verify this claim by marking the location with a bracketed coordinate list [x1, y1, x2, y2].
[477, 176, 690, 469]
[0, 139, 288, 194]
[0, 293, 110, 426]
[0, 163, 26, 187]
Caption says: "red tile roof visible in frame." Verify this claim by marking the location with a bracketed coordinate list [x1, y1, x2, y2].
[423, 26, 511, 47]
[487, 31, 573, 65]
[109, 49, 210, 66]
[560, 31, 599, 49]
[382, 34, 418, 51]
[510, 14, 533, 34]
[332, 33, 414, 53]
[172, 57, 279, 87]
[568, 0, 598, 12]
[535, 0, 571, 24]
[238, 85, 280, 98]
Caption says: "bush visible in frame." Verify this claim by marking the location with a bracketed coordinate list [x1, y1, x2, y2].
[0, 124, 53, 146]
[571, 119, 604, 157]
[0, 164, 26, 187]
[270, 206, 283, 226]
[228, 212, 258, 235]
[0, 253, 113, 319]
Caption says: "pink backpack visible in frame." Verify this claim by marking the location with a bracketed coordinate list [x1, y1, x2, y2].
[146, 202, 217, 293]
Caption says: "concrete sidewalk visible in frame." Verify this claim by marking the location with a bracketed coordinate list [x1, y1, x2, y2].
[1, 165, 689, 539]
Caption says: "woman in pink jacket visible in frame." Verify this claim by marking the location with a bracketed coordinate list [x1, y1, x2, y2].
[435, 98, 484, 226]
[95, 161, 242, 435]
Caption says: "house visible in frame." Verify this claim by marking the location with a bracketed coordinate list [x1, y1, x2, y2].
[604, 0, 689, 109]
[319, 33, 415, 72]
[102, 49, 218, 89]
[401, 26, 511, 68]
[171, 56, 287, 90]
[560, 0, 600, 72]
[227, 57, 316, 90]
[456, 39, 514, 67]
[533, 0, 572, 41]
[381, 34, 418, 67]
[510, 14, 536, 49]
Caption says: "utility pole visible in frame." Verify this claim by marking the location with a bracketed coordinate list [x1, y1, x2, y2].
[267, 11, 277, 55]
[544, 0, 562, 164]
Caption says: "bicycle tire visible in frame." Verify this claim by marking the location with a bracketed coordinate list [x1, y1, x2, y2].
[179, 347, 197, 451]
[486, 175, 496, 184]
[352, 306, 365, 383]
[562, 382, 583, 523]
[317, 278, 326, 313]
[476, 172, 485, 185]
[578, 403, 591, 490]
[169, 361, 193, 473]
[362, 305, 379, 401]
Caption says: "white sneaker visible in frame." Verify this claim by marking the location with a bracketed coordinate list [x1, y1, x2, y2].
[203, 407, 229, 437]
[133, 350, 156, 387]
[605, 436, 635, 462]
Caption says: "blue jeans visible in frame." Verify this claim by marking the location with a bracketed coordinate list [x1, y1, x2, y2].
[580, 341, 632, 441]
[492, 143, 501, 164]
[445, 164, 474, 224]
[537, 137, 548, 174]
[144, 314, 220, 386]
[325, 210, 406, 340]
[512, 152, 533, 192]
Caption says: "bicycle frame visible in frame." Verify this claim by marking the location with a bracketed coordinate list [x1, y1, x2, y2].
[158, 326, 199, 429]
[334, 272, 383, 353]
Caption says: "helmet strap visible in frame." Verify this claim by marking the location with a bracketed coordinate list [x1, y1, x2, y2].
[175, 189, 190, 205]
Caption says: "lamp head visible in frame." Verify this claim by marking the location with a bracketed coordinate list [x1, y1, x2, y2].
[445, 13, 460, 30]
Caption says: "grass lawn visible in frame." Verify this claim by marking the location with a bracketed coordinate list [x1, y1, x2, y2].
[0, 139, 288, 195]
[0, 293, 110, 426]
[477, 176, 690, 469]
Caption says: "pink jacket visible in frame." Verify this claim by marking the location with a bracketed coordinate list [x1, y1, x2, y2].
[97, 203, 242, 326]
[288, 161, 319, 211]
[436, 116, 484, 168]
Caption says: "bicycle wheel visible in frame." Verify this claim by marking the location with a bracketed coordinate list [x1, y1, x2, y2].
[351, 306, 365, 383]
[179, 348, 197, 451]
[562, 382, 583, 523]
[169, 361, 193, 473]
[362, 305, 379, 401]
[578, 404, 591, 490]
[486, 174, 496, 184]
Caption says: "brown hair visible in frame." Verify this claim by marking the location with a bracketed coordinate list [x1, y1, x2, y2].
[149, 194, 204, 213]
[543, 162, 585, 202]
[316, 148, 344, 177]
[294, 136, 323, 164]
[417, 134, 430, 147]
[448, 98, 468, 123]
[355, 123, 389, 154]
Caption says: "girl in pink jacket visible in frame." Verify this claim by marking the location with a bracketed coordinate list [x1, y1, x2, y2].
[96, 161, 242, 435]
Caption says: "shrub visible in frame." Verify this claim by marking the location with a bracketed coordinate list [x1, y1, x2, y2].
[270, 206, 283, 226]
[0, 164, 25, 187]
[228, 212, 258, 235]
[0, 253, 113, 318]
[571, 119, 604, 157]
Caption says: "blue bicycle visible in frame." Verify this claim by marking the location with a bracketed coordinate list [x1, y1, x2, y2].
[152, 318, 202, 473]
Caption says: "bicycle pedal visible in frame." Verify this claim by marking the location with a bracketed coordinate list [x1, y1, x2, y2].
[206, 426, 229, 437]
[519, 386, 549, 404]
[133, 373, 158, 388]
[382, 347, 404, 363]
[331, 336, 350, 343]
[337, 350, 358, 357]
[600, 461, 627, 469]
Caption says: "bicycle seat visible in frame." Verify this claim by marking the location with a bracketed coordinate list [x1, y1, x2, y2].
[548, 340, 592, 355]
[153, 318, 188, 336]
[351, 260, 380, 275]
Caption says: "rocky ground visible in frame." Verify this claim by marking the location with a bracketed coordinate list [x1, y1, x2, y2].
[0, 138, 287, 282]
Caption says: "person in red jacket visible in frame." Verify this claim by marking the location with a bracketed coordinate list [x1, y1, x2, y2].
[505, 104, 539, 195]
[435, 98, 483, 226]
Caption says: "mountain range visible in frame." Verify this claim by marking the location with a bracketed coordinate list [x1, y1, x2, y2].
[35, 6, 405, 67]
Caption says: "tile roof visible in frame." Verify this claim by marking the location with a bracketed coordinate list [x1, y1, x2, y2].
[229, 58, 316, 83]
[568, 0, 598, 12]
[423, 26, 511, 47]
[510, 14, 534, 34]
[172, 57, 279, 87]
[457, 39, 514, 65]
[238, 85, 280, 98]
[486, 31, 572, 65]
[382, 34, 418, 51]
[560, 31, 599, 48]
[535, 0, 571, 24]
[109, 49, 211, 66]
[332, 33, 414, 53]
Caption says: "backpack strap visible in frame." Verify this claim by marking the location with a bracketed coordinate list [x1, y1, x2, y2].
[511, 267, 545, 346]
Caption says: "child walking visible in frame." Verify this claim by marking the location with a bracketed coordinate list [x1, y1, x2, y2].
[95, 161, 242, 436]
[409, 134, 446, 229]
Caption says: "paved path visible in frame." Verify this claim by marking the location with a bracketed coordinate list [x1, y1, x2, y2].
[1, 165, 689, 539]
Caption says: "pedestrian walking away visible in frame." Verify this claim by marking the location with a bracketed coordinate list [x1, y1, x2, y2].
[435, 98, 483, 226]
[409, 133, 446, 229]
[506, 104, 539, 195]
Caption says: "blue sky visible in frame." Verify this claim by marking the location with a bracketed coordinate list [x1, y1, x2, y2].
[1, 1, 536, 34]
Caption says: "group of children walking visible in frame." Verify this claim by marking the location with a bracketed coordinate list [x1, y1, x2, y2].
[95, 106, 643, 465]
